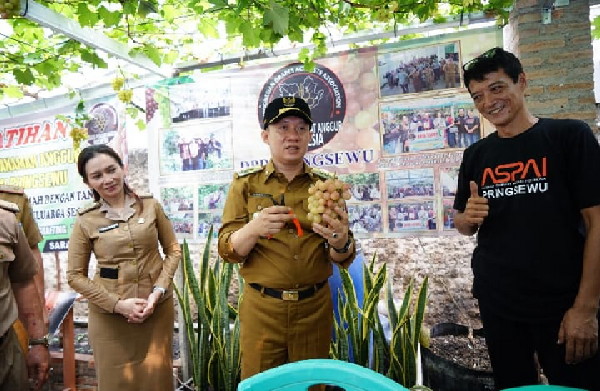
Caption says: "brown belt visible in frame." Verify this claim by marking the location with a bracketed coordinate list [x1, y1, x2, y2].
[249, 280, 327, 301]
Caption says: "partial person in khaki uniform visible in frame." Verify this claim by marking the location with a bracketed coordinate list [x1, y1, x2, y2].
[0, 185, 46, 324]
[218, 97, 356, 385]
[443, 57, 459, 88]
[0, 200, 49, 391]
[67, 144, 181, 391]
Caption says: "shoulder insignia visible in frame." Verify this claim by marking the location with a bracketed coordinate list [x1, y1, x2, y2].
[78, 202, 101, 215]
[137, 193, 153, 199]
[0, 199, 19, 213]
[235, 166, 263, 178]
[0, 184, 24, 195]
[311, 168, 334, 180]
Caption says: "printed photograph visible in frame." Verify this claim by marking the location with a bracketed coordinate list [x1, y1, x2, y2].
[159, 120, 233, 174]
[442, 199, 456, 230]
[440, 167, 460, 197]
[378, 41, 461, 98]
[169, 79, 232, 123]
[387, 200, 437, 232]
[380, 97, 480, 154]
[385, 168, 435, 200]
[171, 212, 194, 236]
[198, 211, 223, 239]
[198, 184, 229, 210]
[348, 204, 383, 234]
[338, 173, 381, 202]
[160, 186, 194, 214]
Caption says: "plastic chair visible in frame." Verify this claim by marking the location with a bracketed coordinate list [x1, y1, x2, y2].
[502, 386, 587, 391]
[237, 359, 408, 391]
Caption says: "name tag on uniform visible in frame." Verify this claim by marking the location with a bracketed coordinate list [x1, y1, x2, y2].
[98, 223, 119, 233]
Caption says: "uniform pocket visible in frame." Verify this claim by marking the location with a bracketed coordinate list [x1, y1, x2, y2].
[247, 197, 272, 219]
[0, 243, 15, 263]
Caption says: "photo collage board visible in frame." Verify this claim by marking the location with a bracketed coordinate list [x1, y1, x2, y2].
[150, 28, 502, 240]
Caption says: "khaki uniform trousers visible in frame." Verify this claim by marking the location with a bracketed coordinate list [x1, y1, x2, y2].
[0, 327, 28, 391]
[240, 282, 333, 387]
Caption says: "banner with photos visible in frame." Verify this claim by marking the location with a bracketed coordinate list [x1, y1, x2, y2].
[0, 96, 129, 251]
[149, 27, 502, 239]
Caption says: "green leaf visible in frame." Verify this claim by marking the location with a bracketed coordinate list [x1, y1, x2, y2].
[80, 50, 108, 68]
[136, 119, 147, 130]
[162, 4, 177, 21]
[77, 3, 98, 26]
[98, 6, 121, 27]
[239, 22, 261, 48]
[198, 18, 220, 38]
[140, 44, 162, 66]
[2, 86, 24, 99]
[263, 1, 289, 36]
[13, 68, 35, 85]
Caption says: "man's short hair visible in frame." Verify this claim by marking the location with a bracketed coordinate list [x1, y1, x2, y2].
[462, 48, 523, 91]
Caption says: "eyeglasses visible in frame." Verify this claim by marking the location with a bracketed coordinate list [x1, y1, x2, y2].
[271, 122, 311, 136]
[462, 47, 502, 72]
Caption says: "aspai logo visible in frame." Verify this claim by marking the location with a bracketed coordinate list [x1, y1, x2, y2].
[481, 157, 547, 185]
[480, 157, 549, 199]
[258, 63, 346, 152]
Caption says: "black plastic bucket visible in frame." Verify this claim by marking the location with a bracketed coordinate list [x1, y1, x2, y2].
[421, 323, 495, 391]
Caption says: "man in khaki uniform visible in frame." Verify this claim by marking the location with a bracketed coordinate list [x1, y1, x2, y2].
[443, 57, 459, 88]
[0, 200, 49, 391]
[218, 97, 356, 385]
[0, 185, 45, 320]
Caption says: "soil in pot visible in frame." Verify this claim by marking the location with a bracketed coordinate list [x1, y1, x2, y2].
[421, 323, 495, 391]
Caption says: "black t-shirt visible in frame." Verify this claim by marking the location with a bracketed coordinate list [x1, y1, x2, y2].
[454, 118, 600, 322]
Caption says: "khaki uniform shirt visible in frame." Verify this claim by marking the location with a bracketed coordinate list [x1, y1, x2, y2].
[218, 161, 355, 289]
[0, 202, 38, 336]
[67, 195, 181, 314]
[0, 185, 43, 248]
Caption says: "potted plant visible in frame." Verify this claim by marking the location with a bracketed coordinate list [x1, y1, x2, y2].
[175, 226, 241, 391]
[330, 253, 430, 390]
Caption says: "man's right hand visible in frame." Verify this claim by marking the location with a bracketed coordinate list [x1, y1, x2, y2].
[463, 181, 489, 226]
[251, 205, 295, 238]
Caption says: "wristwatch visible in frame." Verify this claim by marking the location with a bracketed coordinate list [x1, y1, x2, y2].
[153, 286, 166, 296]
[29, 334, 49, 348]
[332, 238, 353, 254]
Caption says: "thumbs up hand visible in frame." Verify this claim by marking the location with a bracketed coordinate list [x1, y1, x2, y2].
[464, 181, 489, 226]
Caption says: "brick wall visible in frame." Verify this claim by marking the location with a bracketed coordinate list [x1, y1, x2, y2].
[507, 0, 596, 126]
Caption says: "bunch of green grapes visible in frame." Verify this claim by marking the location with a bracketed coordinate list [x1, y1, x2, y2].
[307, 178, 352, 224]
[117, 89, 133, 103]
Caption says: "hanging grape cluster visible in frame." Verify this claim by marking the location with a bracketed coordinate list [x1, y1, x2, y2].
[0, 0, 21, 18]
[307, 178, 351, 224]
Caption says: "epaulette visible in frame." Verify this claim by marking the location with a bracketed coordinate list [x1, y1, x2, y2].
[137, 193, 153, 199]
[78, 202, 101, 215]
[310, 167, 334, 180]
[235, 166, 263, 178]
[0, 184, 24, 195]
[0, 199, 19, 213]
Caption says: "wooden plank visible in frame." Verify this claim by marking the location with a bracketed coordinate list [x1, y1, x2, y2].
[62, 308, 77, 391]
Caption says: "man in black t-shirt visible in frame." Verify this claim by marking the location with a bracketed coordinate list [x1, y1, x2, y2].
[453, 47, 600, 390]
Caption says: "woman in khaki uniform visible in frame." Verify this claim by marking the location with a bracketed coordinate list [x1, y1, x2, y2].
[67, 144, 180, 391]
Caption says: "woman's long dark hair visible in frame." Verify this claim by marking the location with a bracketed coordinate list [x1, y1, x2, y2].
[77, 144, 143, 211]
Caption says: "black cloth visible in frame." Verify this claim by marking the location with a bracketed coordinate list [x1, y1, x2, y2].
[454, 118, 600, 322]
[479, 301, 600, 390]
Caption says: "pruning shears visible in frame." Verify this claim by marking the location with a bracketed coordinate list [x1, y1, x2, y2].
[251, 192, 303, 237]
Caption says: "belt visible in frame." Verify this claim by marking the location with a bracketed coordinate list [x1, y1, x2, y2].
[99, 267, 118, 279]
[249, 280, 327, 301]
